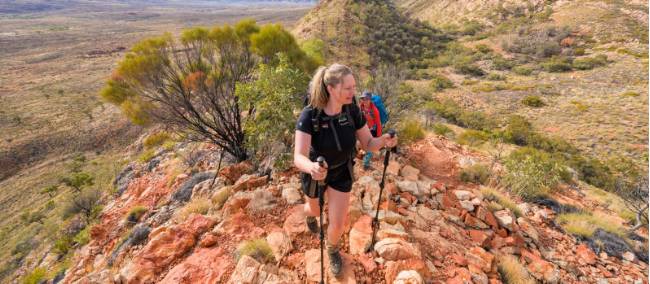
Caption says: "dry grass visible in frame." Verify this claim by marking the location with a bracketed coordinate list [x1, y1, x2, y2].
[235, 238, 275, 263]
[556, 212, 627, 239]
[175, 198, 211, 222]
[481, 187, 523, 217]
[211, 187, 233, 210]
[498, 254, 536, 284]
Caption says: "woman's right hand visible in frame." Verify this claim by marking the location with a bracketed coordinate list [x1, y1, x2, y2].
[309, 161, 328, 181]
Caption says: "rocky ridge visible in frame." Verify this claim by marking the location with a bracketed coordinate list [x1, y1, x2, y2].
[58, 135, 647, 283]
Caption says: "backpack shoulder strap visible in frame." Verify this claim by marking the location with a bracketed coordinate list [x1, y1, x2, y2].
[310, 107, 322, 134]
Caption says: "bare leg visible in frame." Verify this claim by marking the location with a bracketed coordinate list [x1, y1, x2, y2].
[326, 187, 351, 245]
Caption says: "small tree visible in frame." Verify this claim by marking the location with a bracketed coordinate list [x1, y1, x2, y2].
[100, 19, 317, 161]
[63, 188, 102, 224]
[236, 54, 309, 167]
[40, 185, 59, 198]
[61, 172, 94, 193]
[609, 158, 649, 231]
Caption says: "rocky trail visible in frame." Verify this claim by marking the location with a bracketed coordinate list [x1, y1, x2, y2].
[60, 135, 648, 284]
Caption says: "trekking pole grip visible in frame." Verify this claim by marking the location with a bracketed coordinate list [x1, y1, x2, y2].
[316, 156, 326, 186]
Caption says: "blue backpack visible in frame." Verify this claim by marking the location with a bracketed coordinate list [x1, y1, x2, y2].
[371, 94, 389, 125]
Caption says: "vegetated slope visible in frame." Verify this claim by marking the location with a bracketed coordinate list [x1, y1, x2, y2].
[392, 0, 648, 167]
[292, 0, 450, 73]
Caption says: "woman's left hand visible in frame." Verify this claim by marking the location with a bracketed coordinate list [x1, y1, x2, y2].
[383, 133, 398, 148]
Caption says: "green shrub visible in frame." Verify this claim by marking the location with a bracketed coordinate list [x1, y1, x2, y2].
[457, 130, 490, 146]
[487, 73, 507, 81]
[574, 48, 586, 56]
[429, 73, 454, 92]
[432, 123, 453, 137]
[143, 132, 171, 149]
[502, 147, 562, 201]
[460, 20, 484, 36]
[53, 236, 73, 255]
[458, 111, 496, 131]
[502, 26, 570, 58]
[21, 267, 47, 284]
[502, 115, 533, 146]
[491, 55, 515, 70]
[454, 62, 485, 77]
[73, 226, 91, 246]
[138, 149, 156, 163]
[425, 99, 495, 131]
[399, 120, 425, 144]
[572, 54, 608, 70]
[474, 44, 492, 53]
[459, 164, 490, 184]
[235, 238, 274, 263]
[521, 95, 546, 107]
[512, 66, 533, 75]
[541, 57, 572, 72]
[126, 206, 148, 223]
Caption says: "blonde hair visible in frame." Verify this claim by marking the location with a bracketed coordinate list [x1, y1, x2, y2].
[308, 63, 353, 109]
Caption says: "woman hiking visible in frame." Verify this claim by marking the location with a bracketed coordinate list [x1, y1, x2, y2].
[294, 63, 398, 277]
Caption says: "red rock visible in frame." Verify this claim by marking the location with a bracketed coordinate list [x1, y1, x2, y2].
[401, 192, 417, 204]
[120, 215, 215, 283]
[442, 191, 460, 209]
[374, 238, 421, 261]
[220, 162, 253, 184]
[199, 234, 218, 247]
[495, 228, 508, 238]
[227, 255, 261, 283]
[357, 253, 377, 273]
[450, 253, 468, 266]
[433, 181, 446, 192]
[464, 214, 489, 229]
[446, 267, 471, 284]
[526, 258, 560, 283]
[466, 247, 494, 273]
[243, 176, 268, 190]
[266, 231, 292, 262]
[468, 264, 489, 284]
[476, 206, 499, 230]
[469, 230, 493, 248]
[160, 247, 231, 284]
[282, 205, 309, 239]
[397, 207, 410, 216]
[349, 215, 373, 255]
[386, 182, 399, 195]
[384, 258, 429, 283]
[215, 211, 264, 241]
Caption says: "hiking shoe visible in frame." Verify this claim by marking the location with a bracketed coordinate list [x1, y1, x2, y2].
[306, 216, 319, 234]
[328, 245, 343, 276]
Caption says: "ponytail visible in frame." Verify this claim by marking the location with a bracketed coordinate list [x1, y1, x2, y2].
[308, 63, 353, 109]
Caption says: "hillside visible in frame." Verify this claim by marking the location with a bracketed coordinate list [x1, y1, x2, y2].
[0, 2, 313, 282]
[390, 0, 648, 167]
[51, 134, 647, 283]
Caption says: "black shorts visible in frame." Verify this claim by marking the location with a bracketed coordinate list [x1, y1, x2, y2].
[301, 161, 354, 199]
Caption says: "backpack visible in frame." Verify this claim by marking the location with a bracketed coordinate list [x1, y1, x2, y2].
[309, 104, 358, 180]
[370, 94, 389, 125]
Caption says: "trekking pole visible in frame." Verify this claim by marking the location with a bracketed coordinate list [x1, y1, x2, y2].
[316, 156, 326, 284]
[367, 130, 396, 253]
